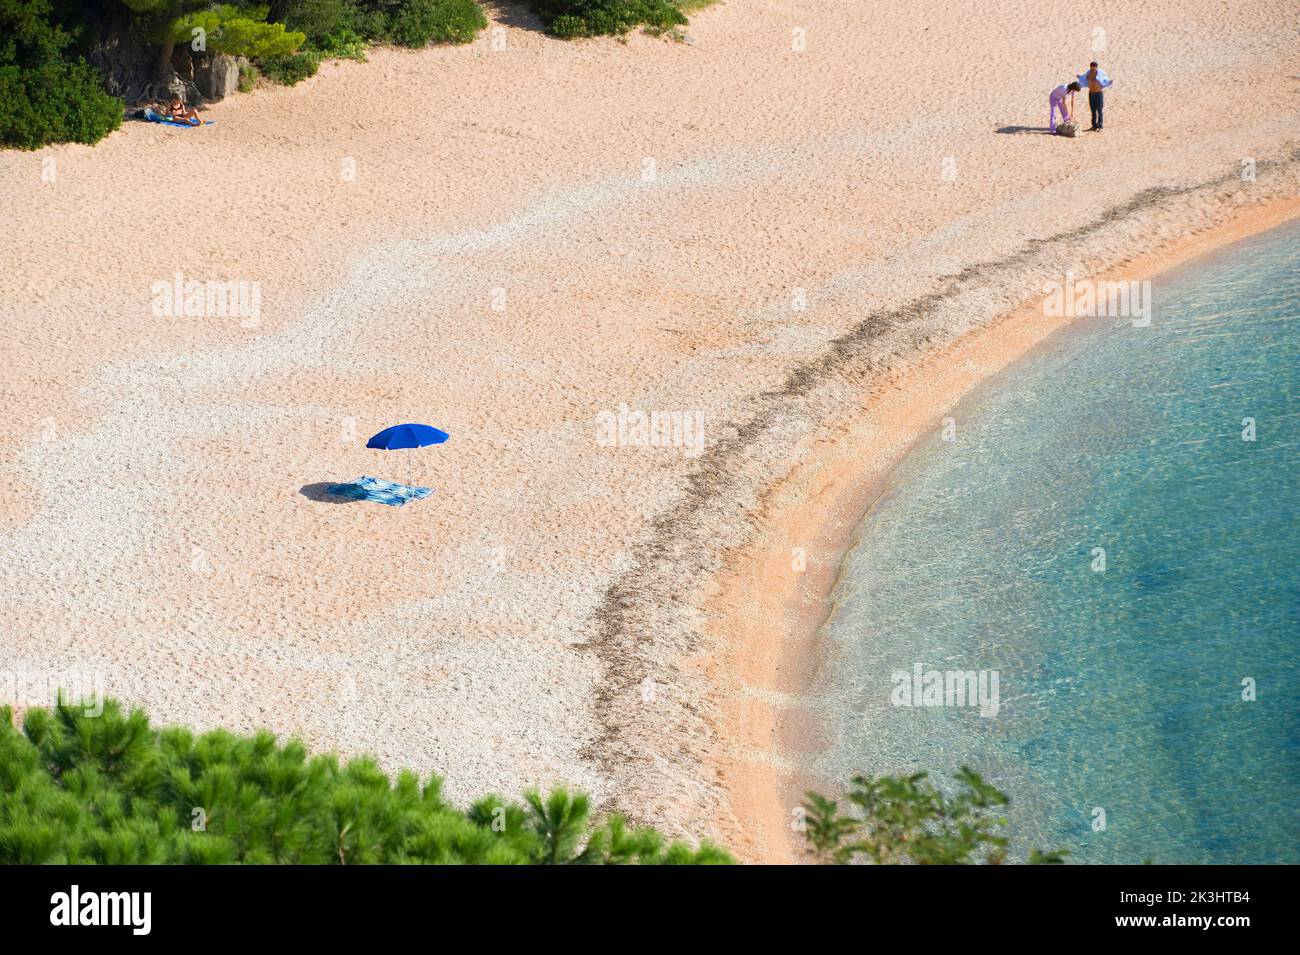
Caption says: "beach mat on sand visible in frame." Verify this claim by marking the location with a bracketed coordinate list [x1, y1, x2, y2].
[325, 476, 432, 507]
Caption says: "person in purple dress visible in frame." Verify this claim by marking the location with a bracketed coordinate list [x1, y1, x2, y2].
[1049, 81, 1081, 133]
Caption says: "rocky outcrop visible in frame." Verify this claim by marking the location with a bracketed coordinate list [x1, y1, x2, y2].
[84, 17, 205, 106]
[73, 4, 244, 108]
[159, 74, 202, 108]
[81, 7, 228, 107]
[195, 54, 241, 102]
[86, 20, 157, 105]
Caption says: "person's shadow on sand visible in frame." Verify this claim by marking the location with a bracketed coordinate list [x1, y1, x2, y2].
[300, 482, 353, 503]
[996, 125, 1054, 135]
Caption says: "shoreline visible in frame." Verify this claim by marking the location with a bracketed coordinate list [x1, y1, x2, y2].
[706, 194, 1300, 864]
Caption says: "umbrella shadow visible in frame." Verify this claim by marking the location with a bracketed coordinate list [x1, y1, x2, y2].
[300, 482, 355, 503]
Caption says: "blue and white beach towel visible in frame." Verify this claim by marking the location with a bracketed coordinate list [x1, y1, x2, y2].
[143, 107, 214, 128]
[325, 476, 433, 506]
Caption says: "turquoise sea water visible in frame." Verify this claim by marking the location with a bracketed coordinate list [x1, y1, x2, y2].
[814, 221, 1300, 863]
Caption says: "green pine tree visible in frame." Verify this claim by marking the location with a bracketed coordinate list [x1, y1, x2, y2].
[800, 768, 1070, 865]
[0, 698, 732, 865]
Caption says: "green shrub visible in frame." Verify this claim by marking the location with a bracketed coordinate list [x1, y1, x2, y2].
[531, 0, 686, 37]
[261, 48, 321, 84]
[0, 0, 123, 149]
[0, 698, 732, 865]
[237, 61, 261, 92]
[801, 768, 1070, 865]
[384, 0, 487, 47]
[262, 1, 367, 60]
[310, 26, 369, 60]
[348, 4, 391, 42]
[269, 0, 351, 44]
[0, 60, 124, 150]
[548, 14, 586, 38]
[327, 0, 488, 48]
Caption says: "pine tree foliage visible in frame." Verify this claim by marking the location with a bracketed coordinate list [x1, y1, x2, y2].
[0, 698, 732, 865]
[801, 768, 1071, 865]
[168, 5, 307, 58]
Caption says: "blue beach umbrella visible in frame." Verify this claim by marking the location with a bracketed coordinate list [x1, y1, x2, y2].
[367, 423, 450, 450]
[366, 423, 449, 486]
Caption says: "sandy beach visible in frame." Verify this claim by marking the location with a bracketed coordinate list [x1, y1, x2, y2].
[2, 0, 1298, 861]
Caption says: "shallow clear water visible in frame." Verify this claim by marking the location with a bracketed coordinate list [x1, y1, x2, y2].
[814, 221, 1300, 864]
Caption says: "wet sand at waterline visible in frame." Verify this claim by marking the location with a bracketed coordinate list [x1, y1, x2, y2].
[1, 2, 1297, 859]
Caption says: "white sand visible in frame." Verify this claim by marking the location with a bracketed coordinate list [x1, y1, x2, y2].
[1, 1, 1297, 851]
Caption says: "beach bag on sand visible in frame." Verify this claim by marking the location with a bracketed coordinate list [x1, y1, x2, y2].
[1056, 121, 1078, 138]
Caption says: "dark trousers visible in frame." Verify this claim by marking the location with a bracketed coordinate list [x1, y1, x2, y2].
[1088, 91, 1104, 129]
